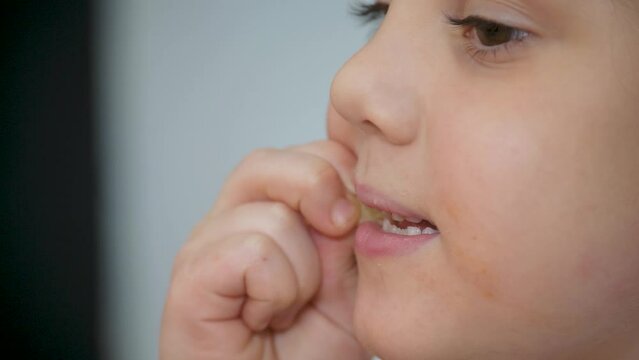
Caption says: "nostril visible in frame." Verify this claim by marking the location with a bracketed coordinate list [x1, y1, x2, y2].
[360, 119, 381, 134]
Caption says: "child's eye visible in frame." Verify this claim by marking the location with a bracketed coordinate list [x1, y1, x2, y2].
[446, 15, 531, 64]
[473, 21, 525, 47]
[349, 2, 531, 64]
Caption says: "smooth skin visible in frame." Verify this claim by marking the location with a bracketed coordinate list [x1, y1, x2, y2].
[161, 0, 639, 359]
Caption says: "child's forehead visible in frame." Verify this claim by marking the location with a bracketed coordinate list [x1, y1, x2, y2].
[454, 0, 631, 13]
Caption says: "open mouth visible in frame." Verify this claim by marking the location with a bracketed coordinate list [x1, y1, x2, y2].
[359, 202, 440, 236]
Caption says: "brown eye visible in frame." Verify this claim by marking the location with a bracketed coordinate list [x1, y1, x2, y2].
[447, 15, 532, 63]
[475, 22, 515, 46]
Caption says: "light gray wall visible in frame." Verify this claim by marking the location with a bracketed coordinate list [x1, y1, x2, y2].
[97, 1, 369, 359]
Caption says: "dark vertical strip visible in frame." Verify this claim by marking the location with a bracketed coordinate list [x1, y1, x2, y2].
[0, 1, 98, 359]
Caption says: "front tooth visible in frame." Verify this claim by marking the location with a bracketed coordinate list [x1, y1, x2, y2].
[405, 226, 422, 236]
[382, 218, 394, 232]
[391, 213, 405, 222]
[422, 227, 439, 235]
[382, 218, 427, 236]
[406, 216, 422, 224]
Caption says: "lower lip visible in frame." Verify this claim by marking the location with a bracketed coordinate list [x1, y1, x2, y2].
[354, 221, 439, 257]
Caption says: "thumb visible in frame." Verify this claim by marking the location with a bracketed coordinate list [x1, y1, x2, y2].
[312, 226, 357, 290]
[290, 140, 360, 330]
[309, 226, 359, 333]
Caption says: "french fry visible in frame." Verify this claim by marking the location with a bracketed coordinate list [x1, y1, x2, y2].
[348, 193, 384, 223]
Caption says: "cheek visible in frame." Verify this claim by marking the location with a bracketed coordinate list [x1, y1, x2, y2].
[353, 251, 484, 359]
[429, 103, 546, 300]
[429, 79, 639, 336]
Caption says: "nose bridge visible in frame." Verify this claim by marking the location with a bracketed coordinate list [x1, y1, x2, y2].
[330, 24, 421, 145]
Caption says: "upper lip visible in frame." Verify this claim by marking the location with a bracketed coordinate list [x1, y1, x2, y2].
[355, 183, 435, 224]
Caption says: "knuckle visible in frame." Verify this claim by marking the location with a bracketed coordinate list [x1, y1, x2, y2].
[267, 202, 301, 225]
[232, 147, 278, 178]
[186, 217, 209, 241]
[239, 232, 274, 260]
[277, 285, 298, 308]
[173, 235, 271, 293]
[242, 235, 298, 306]
[167, 248, 208, 308]
[170, 240, 199, 281]
[265, 202, 303, 236]
[304, 159, 340, 193]
[172, 246, 210, 288]
[294, 140, 355, 169]
[243, 147, 278, 166]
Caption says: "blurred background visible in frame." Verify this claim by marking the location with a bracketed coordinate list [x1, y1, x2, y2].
[2, 0, 370, 359]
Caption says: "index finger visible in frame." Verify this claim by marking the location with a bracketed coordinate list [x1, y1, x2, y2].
[211, 146, 358, 237]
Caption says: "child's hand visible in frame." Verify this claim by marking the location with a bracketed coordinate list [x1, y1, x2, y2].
[160, 141, 370, 360]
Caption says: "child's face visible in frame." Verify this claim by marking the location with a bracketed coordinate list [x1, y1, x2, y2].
[328, 0, 639, 358]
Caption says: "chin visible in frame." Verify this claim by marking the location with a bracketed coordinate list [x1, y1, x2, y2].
[352, 263, 457, 360]
[352, 256, 531, 360]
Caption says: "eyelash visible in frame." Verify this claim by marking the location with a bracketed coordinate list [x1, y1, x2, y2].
[445, 15, 530, 63]
[350, 1, 389, 24]
[351, 1, 531, 64]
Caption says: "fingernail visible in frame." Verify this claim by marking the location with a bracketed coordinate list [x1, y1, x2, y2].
[332, 197, 357, 228]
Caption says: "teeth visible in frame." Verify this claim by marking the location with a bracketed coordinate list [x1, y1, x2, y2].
[382, 218, 392, 231]
[382, 218, 439, 236]
[359, 200, 439, 236]
[406, 226, 422, 236]
[422, 227, 438, 235]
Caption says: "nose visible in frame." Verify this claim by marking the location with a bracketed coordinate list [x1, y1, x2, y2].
[329, 18, 421, 146]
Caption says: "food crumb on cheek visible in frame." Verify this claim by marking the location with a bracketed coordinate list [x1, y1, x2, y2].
[446, 240, 500, 302]
[444, 199, 461, 225]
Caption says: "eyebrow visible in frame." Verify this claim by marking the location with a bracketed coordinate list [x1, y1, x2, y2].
[464, 0, 568, 28]
[490, 0, 536, 13]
